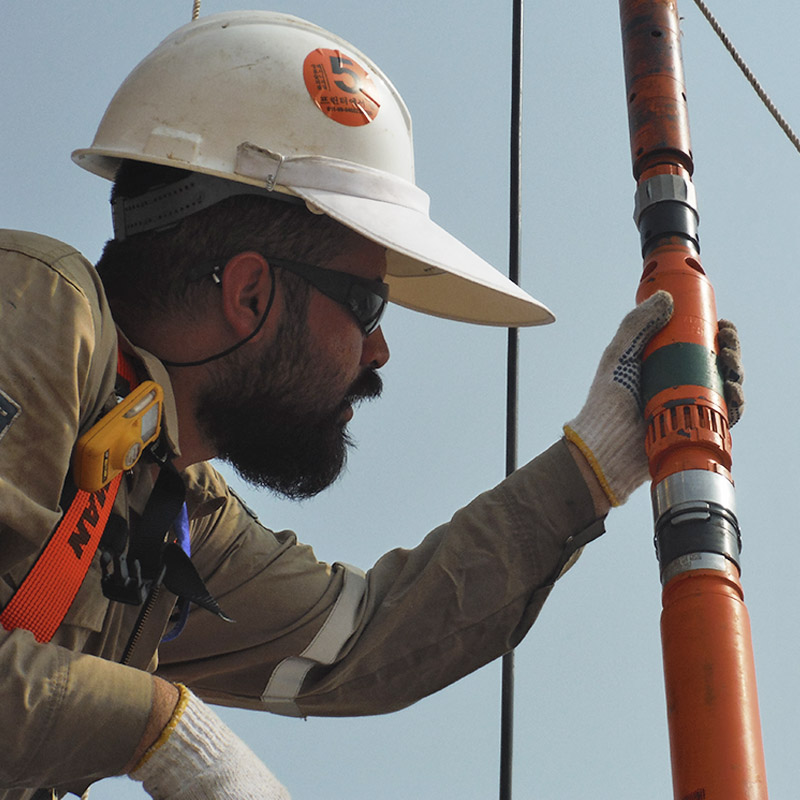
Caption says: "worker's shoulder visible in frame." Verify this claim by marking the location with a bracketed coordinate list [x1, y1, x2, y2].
[0, 228, 98, 286]
[0, 228, 91, 265]
[0, 228, 102, 299]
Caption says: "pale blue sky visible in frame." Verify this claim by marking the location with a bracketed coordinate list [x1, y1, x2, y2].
[3, 1, 799, 797]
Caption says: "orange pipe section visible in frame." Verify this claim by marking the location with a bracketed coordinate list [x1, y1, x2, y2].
[636, 245, 732, 486]
[661, 566, 768, 798]
[619, 1, 768, 796]
[620, 0, 692, 182]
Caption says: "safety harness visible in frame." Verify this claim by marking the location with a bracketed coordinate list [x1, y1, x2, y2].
[0, 346, 228, 644]
[0, 349, 137, 642]
[0, 477, 124, 642]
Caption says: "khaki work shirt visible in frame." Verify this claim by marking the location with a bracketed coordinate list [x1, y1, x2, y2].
[0, 230, 605, 798]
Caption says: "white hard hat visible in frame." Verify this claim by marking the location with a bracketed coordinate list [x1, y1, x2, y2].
[73, 11, 554, 327]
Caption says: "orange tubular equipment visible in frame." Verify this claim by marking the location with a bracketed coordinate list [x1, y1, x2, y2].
[619, 1, 768, 797]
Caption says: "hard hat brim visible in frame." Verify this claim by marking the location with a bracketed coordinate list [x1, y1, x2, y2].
[293, 187, 555, 327]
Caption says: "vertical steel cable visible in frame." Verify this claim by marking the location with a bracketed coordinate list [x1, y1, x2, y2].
[500, 0, 523, 797]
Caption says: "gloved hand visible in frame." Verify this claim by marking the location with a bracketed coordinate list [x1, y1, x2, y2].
[131, 685, 290, 800]
[563, 291, 674, 507]
[564, 292, 746, 507]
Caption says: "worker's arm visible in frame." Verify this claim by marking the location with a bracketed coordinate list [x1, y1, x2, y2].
[124, 432, 611, 800]
[154, 294, 678, 724]
[123, 432, 613, 800]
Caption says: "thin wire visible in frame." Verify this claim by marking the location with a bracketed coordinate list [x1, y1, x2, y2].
[160, 266, 276, 367]
[500, 0, 524, 797]
[191, 0, 202, 21]
[692, 0, 800, 154]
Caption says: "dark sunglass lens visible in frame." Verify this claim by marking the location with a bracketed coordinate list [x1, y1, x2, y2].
[348, 284, 386, 334]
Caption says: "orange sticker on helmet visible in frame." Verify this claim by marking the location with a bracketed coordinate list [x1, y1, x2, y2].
[303, 49, 380, 127]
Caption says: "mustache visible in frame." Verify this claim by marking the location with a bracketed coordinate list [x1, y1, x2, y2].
[346, 367, 383, 404]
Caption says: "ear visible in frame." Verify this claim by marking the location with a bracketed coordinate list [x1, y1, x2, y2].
[219, 251, 274, 340]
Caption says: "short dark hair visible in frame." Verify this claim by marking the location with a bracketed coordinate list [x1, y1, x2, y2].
[95, 161, 366, 333]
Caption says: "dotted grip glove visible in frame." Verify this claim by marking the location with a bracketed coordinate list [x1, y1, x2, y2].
[131, 685, 290, 800]
[563, 292, 746, 507]
[563, 291, 674, 507]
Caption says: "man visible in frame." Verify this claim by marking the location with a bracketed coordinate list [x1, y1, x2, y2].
[0, 11, 741, 800]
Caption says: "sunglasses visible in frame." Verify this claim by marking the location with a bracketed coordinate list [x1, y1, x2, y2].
[267, 256, 388, 336]
[189, 255, 389, 335]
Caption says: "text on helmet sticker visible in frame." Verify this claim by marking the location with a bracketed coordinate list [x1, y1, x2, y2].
[303, 49, 380, 127]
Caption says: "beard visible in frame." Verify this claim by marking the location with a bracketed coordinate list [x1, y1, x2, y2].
[194, 317, 382, 499]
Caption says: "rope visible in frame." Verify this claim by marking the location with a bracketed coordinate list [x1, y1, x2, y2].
[692, 0, 800, 155]
[191, 0, 201, 21]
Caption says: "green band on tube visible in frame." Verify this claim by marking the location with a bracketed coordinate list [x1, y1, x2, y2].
[641, 342, 724, 405]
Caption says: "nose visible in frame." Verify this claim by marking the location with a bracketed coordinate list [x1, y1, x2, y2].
[361, 326, 390, 369]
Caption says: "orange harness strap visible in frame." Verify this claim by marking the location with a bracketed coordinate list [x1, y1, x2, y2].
[0, 348, 137, 643]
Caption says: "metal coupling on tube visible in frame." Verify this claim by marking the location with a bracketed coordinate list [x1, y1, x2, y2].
[652, 469, 741, 583]
[633, 173, 698, 225]
[634, 173, 700, 255]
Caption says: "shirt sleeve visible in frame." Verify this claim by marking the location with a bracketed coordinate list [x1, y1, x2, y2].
[0, 233, 153, 791]
[157, 439, 605, 718]
[0, 232, 118, 574]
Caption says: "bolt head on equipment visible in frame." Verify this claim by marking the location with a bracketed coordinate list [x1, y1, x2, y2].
[72, 11, 553, 327]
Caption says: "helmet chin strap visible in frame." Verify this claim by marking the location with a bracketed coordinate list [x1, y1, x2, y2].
[160, 265, 276, 368]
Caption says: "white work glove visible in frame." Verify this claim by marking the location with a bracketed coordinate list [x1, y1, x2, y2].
[564, 293, 745, 507]
[563, 291, 674, 507]
[131, 685, 290, 800]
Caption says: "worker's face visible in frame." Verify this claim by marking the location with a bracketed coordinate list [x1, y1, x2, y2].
[195, 241, 390, 498]
[303, 239, 390, 406]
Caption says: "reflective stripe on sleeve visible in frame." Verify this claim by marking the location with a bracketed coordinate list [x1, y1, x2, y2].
[261, 562, 367, 716]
